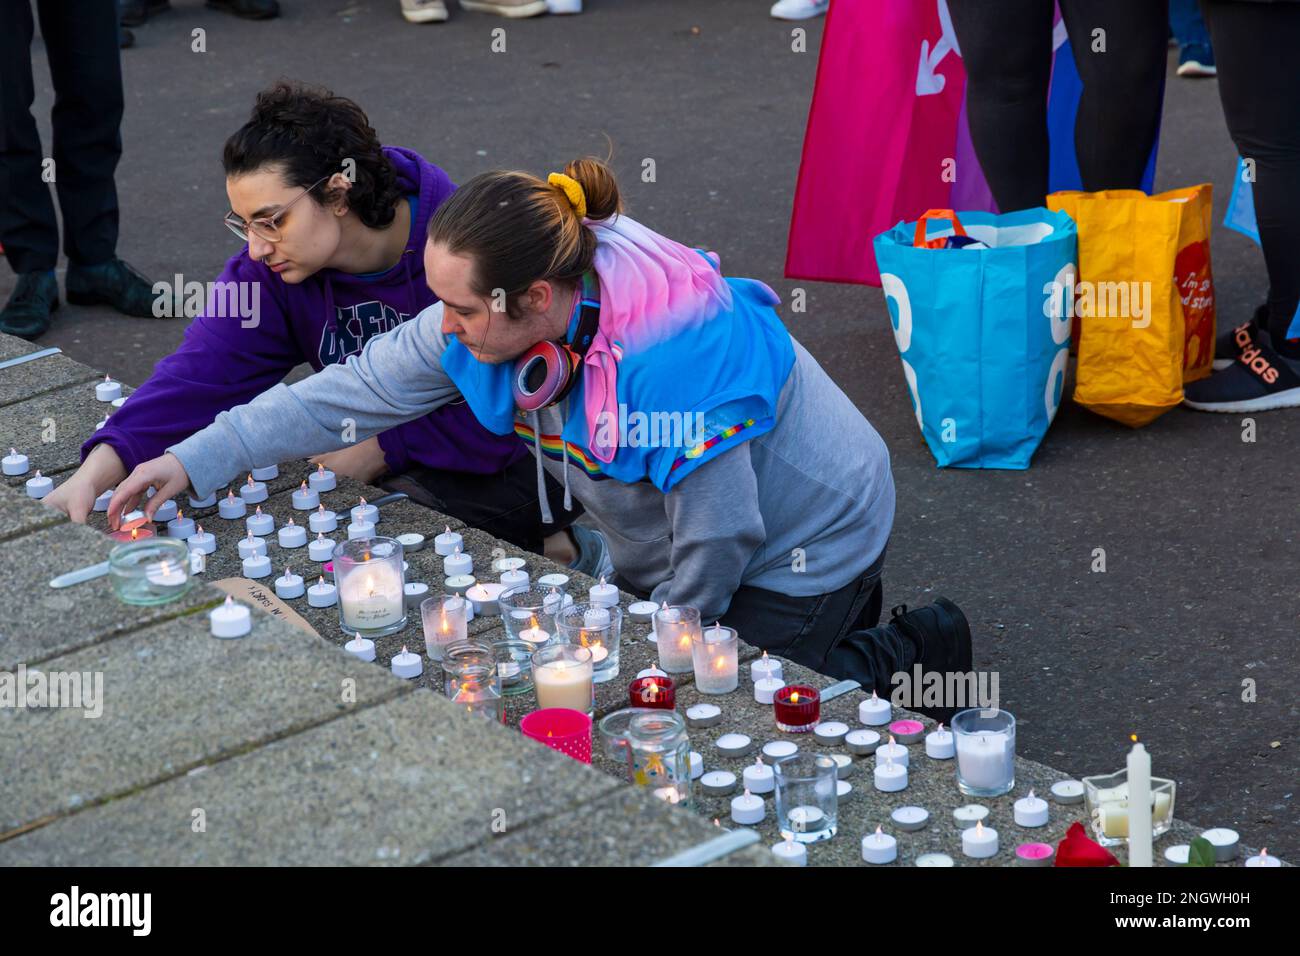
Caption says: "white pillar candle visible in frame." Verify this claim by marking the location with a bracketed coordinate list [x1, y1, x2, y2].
[403, 581, 429, 609]
[308, 463, 336, 492]
[346, 520, 375, 540]
[962, 820, 999, 859]
[444, 574, 477, 596]
[716, 733, 754, 758]
[308, 576, 337, 608]
[859, 691, 891, 725]
[291, 481, 319, 511]
[277, 518, 307, 549]
[152, 499, 178, 523]
[166, 511, 195, 539]
[187, 527, 216, 554]
[533, 658, 593, 711]
[846, 729, 882, 755]
[95, 375, 122, 402]
[309, 533, 336, 562]
[754, 676, 785, 704]
[188, 490, 217, 508]
[25, 470, 52, 499]
[396, 532, 425, 552]
[239, 475, 268, 503]
[391, 646, 422, 679]
[955, 731, 1010, 791]
[242, 554, 271, 578]
[275, 569, 305, 599]
[338, 565, 404, 631]
[2, 448, 29, 476]
[874, 758, 907, 792]
[700, 770, 737, 796]
[209, 595, 251, 638]
[684, 703, 722, 728]
[875, 737, 909, 768]
[341, 638, 374, 665]
[218, 491, 247, 519]
[246, 506, 274, 536]
[465, 582, 505, 616]
[588, 576, 619, 608]
[1013, 790, 1049, 828]
[916, 853, 955, 867]
[925, 724, 955, 759]
[94, 488, 114, 512]
[772, 837, 807, 866]
[628, 600, 658, 623]
[762, 740, 798, 763]
[433, 525, 464, 556]
[499, 568, 529, 589]
[308, 506, 338, 534]
[742, 757, 775, 794]
[238, 533, 267, 559]
[861, 827, 898, 864]
[443, 547, 473, 577]
[251, 464, 278, 481]
[1049, 780, 1085, 805]
[1245, 848, 1281, 868]
[1127, 739, 1153, 867]
[750, 651, 783, 683]
[890, 805, 930, 832]
[350, 498, 379, 525]
[730, 789, 765, 825]
[813, 721, 850, 746]
[953, 804, 989, 829]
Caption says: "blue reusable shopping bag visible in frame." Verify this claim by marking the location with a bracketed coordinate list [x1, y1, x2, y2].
[873, 207, 1078, 469]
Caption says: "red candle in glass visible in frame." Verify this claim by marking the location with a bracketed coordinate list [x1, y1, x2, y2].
[773, 684, 820, 733]
[628, 675, 675, 710]
[108, 524, 156, 543]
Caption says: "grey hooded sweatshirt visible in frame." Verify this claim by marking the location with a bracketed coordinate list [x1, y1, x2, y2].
[169, 301, 895, 621]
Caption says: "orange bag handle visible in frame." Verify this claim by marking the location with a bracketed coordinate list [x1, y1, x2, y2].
[913, 209, 967, 249]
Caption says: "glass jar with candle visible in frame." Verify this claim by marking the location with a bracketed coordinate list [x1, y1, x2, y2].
[447, 671, 504, 723]
[1081, 769, 1176, 847]
[420, 594, 468, 661]
[653, 604, 700, 674]
[625, 709, 693, 807]
[332, 537, 406, 638]
[498, 584, 565, 649]
[773, 752, 839, 843]
[555, 602, 623, 684]
[442, 639, 496, 692]
[691, 623, 739, 694]
[491, 638, 536, 697]
[108, 537, 194, 606]
[531, 643, 594, 715]
[951, 708, 1017, 797]
[597, 707, 654, 782]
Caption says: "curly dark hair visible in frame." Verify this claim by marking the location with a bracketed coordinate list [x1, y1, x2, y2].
[222, 80, 400, 229]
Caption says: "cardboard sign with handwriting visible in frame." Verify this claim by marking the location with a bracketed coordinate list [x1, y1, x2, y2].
[212, 577, 319, 637]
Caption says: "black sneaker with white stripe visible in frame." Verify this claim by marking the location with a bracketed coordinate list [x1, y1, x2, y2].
[1184, 336, 1300, 413]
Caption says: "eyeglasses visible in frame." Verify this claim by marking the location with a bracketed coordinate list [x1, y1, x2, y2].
[223, 175, 330, 243]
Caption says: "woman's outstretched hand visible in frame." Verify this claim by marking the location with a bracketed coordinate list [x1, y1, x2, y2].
[107, 452, 192, 530]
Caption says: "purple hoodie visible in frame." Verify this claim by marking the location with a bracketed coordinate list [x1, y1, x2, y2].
[83, 146, 525, 478]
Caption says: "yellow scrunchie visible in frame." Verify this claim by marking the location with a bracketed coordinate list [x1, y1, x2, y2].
[547, 172, 587, 220]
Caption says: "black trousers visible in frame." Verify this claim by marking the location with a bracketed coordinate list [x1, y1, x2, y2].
[0, 0, 124, 274]
[946, 0, 1169, 213]
[378, 454, 584, 556]
[1201, 0, 1300, 344]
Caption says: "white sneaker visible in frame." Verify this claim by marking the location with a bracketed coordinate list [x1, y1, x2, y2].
[401, 0, 448, 21]
[770, 0, 829, 20]
[459, 0, 548, 16]
[547, 0, 582, 13]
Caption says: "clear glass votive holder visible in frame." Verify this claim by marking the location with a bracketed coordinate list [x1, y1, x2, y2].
[691, 623, 739, 694]
[773, 752, 839, 843]
[108, 537, 194, 606]
[555, 602, 622, 683]
[421, 594, 467, 661]
[952, 708, 1017, 797]
[626, 709, 693, 807]
[1082, 769, 1177, 847]
[654, 604, 700, 674]
[441, 638, 496, 695]
[492, 638, 536, 697]
[531, 643, 594, 714]
[332, 536, 406, 638]
[447, 671, 504, 723]
[597, 707, 655, 782]
[498, 584, 564, 648]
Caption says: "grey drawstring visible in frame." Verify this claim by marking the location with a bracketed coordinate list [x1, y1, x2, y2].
[559, 403, 573, 512]
[530, 410, 554, 526]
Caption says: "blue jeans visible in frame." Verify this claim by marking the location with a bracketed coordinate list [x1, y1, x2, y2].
[1170, 0, 1212, 57]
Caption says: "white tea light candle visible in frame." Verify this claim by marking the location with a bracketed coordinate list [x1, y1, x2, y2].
[209, 595, 251, 638]
[742, 757, 775, 795]
[238, 533, 267, 560]
[861, 827, 898, 865]
[95, 375, 122, 402]
[309, 533, 335, 562]
[588, 576, 619, 608]
[750, 651, 783, 683]
[188, 490, 217, 508]
[730, 789, 765, 825]
[859, 691, 891, 725]
[685, 703, 722, 728]
[94, 488, 114, 512]
[391, 646, 422, 680]
[873, 758, 907, 792]
[25, 471, 52, 499]
[716, 733, 754, 758]
[953, 804, 989, 829]
[925, 724, 955, 759]
[165, 510, 195, 539]
[762, 740, 798, 762]
[891, 806, 930, 832]
[2, 448, 29, 476]
[275, 569, 305, 599]
[433, 525, 463, 556]
[251, 465, 278, 481]
[846, 729, 882, 755]
[403, 581, 429, 609]
[308, 505, 337, 534]
[1050, 780, 1085, 805]
[291, 481, 319, 510]
[350, 498, 378, 525]
[242, 554, 271, 578]
[152, 499, 178, 523]
[962, 820, 998, 859]
[813, 721, 849, 746]
[187, 527, 216, 554]
[239, 474, 268, 503]
[308, 576, 337, 608]
[218, 491, 246, 520]
[278, 518, 307, 549]
[344, 634, 375, 661]
[308, 463, 336, 492]
[754, 676, 785, 704]
[346, 519, 375, 540]
[246, 506, 274, 536]
[1013, 790, 1049, 828]
[443, 546, 472, 577]
[700, 770, 737, 796]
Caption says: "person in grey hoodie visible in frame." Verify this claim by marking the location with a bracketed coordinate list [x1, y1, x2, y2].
[111, 157, 972, 706]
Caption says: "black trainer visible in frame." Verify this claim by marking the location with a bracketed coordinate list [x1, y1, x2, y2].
[120, 0, 171, 27]
[1184, 336, 1300, 413]
[888, 597, 973, 725]
[0, 272, 60, 339]
[1213, 304, 1268, 371]
[65, 258, 158, 318]
[206, 0, 281, 19]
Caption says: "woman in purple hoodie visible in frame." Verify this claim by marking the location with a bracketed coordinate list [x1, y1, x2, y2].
[44, 81, 604, 572]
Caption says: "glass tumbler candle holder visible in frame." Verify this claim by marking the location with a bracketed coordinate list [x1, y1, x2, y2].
[626, 709, 693, 807]
[952, 708, 1017, 797]
[691, 623, 739, 694]
[332, 536, 406, 638]
[628, 675, 675, 710]
[531, 643, 594, 714]
[598, 707, 655, 782]
[108, 537, 194, 606]
[441, 638, 496, 693]
[492, 638, 536, 697]
[447, 671, 504, 723]
[653, 604, 700, 674]
[773, 685, 821, 733]
[555, 602, 622, 683]
[773, 753, 839, 843]
[421, 594, 468, 661]
[1082, 769, 1176, 847]
[498, 584, 565, 649]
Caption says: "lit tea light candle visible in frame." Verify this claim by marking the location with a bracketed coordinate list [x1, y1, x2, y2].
[762, 740, 798, 763]
[218, 490, 247, 520]
[188, 490, 217, 508]
[251, 464, 278, 481]
[109, 522, 155, 543]
[1013, 790, 1049, 828]
[239, 474, 268, 504]
[750, 651, 783, 683]
[246, 506, 274, 537]
[152, 499, 178, 523]
[588, 576, 619, 608]
[742, 756, 775, 794]
[773, 685, 820, 733]
[875, 735, 909, 768]
[443, 546, 473, 577]
[308, 505, 337, 534]
[874, 756, 907, 792]
[1015, 842, 1055, 867]
[861, 826, 898, 864]
[962, 820, 998, 859]
[916, 853, 955, 867]
[95, 374, 122, 402]
[344, 634, 375, 662]
[730, 788, 765, 825]
[925, 723, 955, 759]
[1050, 779, 1085, 805]
[891, 806, 930, 832]
[813, 721, 850, 746]
[145, 558, 187, 590]
[433, 525, 464, 556]
[500, 568, 529, 589]
[754, 676, 785, 704]
[242, 554, 271, 579]
[346, 519, 375, 540]
[308, 463, 336, 492]
[772, 836, 807, 866]
[403, 581, 429, 609]
[2, 447, 29, 476]
[953, 804, 989, 829]
[444, 573, 476, 596]
[391, 646, 422, 680]
[277, 517, 307, 549]
[858, 691, 891, 725]
[25, 470, 52, 499]
[291, 481, 319, 511]
[518, 616, 551, 647]
[166, 509, 195, 539]
[888, 719, 925, 744]
[275, 568, 305, 599]
[465, 581, 505, 616]
[187, 526, 216, 555]
[308, 576, 337, 608]
[716, 733, 754, 758]
[685, 703, 722, 729]
[309, 533, 336, 562]
[238, 532, 267, 560]
[350, 497, 378, 525]
[1245, 848, 1281, 868]
[700, 770, 737, 796]
[543, 587, 572, 616]
[209, 594, 251, 638]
